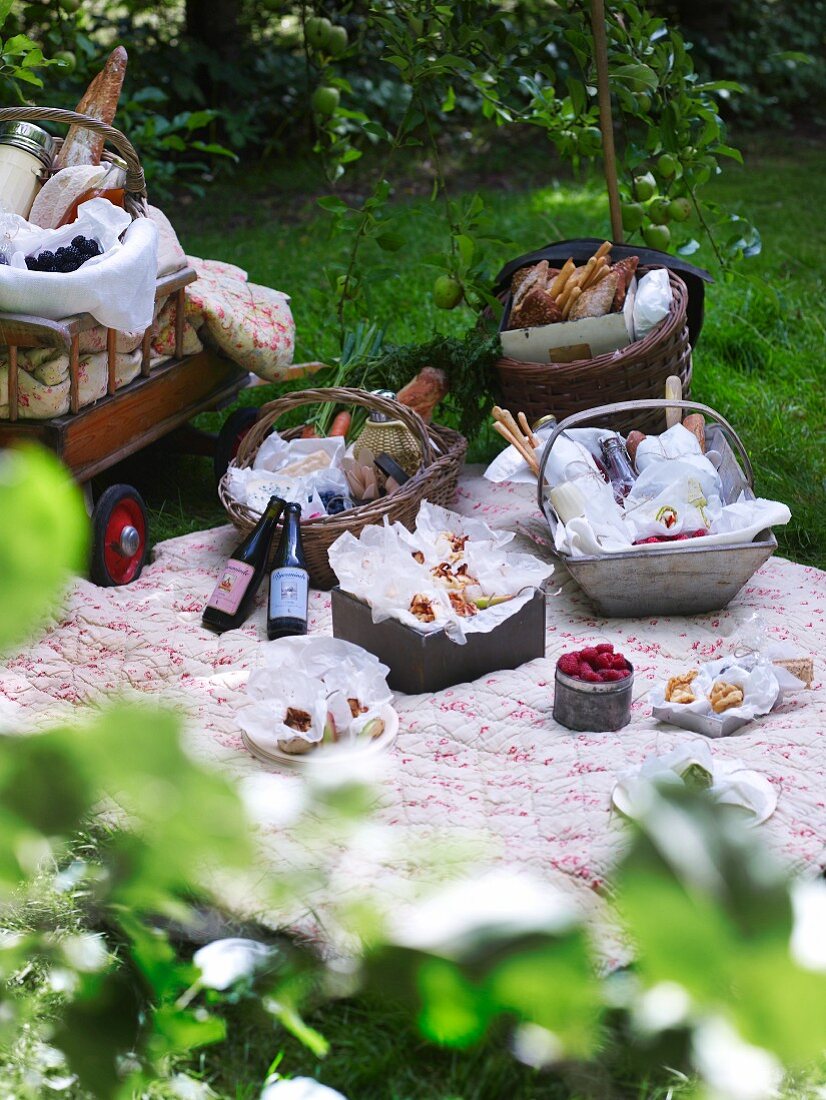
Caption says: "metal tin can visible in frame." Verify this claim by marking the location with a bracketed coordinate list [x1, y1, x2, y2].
[553, 661, 634, 732]
[0, 121, 54, 218]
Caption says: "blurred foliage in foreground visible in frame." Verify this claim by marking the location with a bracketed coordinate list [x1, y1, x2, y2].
[0, 442, 825, 1100]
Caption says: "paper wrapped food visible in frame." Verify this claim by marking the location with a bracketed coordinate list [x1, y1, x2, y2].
[611, 741, 777, 828]
[504, 421, 791, 558]
[328, 502, 553, 643]
[651, 655, 781, 725]
[239, 636, 393, 756]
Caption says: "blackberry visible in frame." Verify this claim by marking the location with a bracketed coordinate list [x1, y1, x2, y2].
[85, 239, 101, 257]
[71, 235, 86, 249]
[25, 255, 39, 270]
[38, 250, 55, 266]
[65, 246, 83, 268]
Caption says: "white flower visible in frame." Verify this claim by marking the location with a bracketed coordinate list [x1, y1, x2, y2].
[693, 1018, 782, 1100]
[193, 938, 273, 990]
[791, 879, 826, 971]
[633, 981, 692, 1033]
[260, 1078, 348, 1100]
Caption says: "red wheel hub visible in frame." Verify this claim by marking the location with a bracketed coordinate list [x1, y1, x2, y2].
[103, 498, 146, 584]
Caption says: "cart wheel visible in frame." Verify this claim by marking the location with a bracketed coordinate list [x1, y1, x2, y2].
[214, 407, 261, 484]
[90, 484, 148, 587]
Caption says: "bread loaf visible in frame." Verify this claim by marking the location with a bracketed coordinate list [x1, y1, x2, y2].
[56, 47, 128, 170]
[610, 255, 639, 312]
[626, 430, 646, 465]
[682, 413, 706, 453]
[396, 366, 448, 422]
[568, 272, 618, 321]
[29, 164, 111, 228]
[508, 287, 562, 329]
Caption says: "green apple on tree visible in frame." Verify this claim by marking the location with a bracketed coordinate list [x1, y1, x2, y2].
[312, 86, 340, 117]
[643, 222, 671, 251]
[305, 15, 332, 50]
[324, 24, 348, 57]
[657, 153, 679, 179]
[433, 275, 463, 310]
[621, 201, 645, 232]
[649, 197, 671, 225]
[668, 197, 692, 222]
[633, 171, 656, 201]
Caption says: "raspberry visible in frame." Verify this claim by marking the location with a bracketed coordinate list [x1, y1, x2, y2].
[617, 669, 631, 679]
[611, 654, 628, 670]
[557, 654, 580, 676]
[601, 669, 624, 682]
[579, 667, 601, 683]
[596, 643, 614, 654]
[580, 647, 599, 666]
[595, 653, 614, 670]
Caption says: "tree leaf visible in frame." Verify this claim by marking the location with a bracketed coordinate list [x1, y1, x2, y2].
[0, 446, 88, 654]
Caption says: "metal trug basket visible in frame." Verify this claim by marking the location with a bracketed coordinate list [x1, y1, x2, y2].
[537, 398, 777, 617]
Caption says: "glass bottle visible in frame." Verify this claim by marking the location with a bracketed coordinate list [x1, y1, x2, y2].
[267, 502, 309, 640]
[600, 437, 637, 503]
[56, 159, 126, 228]
[202, 495, 285, 633]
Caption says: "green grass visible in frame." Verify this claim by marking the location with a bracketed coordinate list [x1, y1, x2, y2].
[101, 133, 826, 567]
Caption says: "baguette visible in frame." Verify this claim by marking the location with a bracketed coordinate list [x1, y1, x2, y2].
[56, 47, 128, 170]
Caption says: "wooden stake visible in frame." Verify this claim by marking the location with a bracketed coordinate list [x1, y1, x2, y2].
[8, 345, 17, 421]
[590, 0, 624, 244]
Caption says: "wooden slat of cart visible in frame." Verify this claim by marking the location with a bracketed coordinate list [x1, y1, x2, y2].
[7, 345, 17, 421]
[0, 350, 246, 482]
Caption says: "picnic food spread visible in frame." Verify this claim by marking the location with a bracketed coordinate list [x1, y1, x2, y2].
[0, 53, 813, 793]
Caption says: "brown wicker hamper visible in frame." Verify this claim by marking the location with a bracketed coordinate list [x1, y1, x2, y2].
[219, 387, 467, 590]
[497, 266, 692, 436]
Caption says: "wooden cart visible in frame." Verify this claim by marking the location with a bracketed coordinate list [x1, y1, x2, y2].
[0, 106, 251, 586]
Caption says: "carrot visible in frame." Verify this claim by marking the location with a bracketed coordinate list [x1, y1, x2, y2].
[328, 410, 351, 437]
[301, 424, 319, 438]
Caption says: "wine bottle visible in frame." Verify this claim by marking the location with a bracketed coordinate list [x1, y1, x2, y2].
[267, 502, 309, 640]
[202, 494, 286, 633]
[600, 437, 637, 504]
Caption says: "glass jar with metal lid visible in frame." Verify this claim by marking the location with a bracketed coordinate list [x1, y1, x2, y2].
[353, 389, 423, 477]
[0, 121, 54, 219]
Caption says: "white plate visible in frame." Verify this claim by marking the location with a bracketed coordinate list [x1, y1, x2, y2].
[241, 702, 399, 771]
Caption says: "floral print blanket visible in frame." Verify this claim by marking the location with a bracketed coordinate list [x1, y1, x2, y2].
[0, 470, 822, 960]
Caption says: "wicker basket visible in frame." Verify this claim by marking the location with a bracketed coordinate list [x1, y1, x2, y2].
[219, 387, 467, 590]
[496, 267, 692, 436]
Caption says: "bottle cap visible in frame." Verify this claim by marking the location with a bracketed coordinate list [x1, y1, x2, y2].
[369, 389, 397, 423]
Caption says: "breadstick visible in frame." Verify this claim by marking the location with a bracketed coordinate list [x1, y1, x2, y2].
[576, 257, 596, 288]
[492, 421, 539, 473]
[562, 285, 582, 320]
[549, 258, 575, 298]
[594, 240, 612, 261]
[581, 256, 608, 290]
[496, 406, 525, 445]
[556, 280, 576, 310]
[517, 411, 538, 447]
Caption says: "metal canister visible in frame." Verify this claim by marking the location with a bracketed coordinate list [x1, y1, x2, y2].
[553, 662, 634, 732]
[0, 122, 54, 218]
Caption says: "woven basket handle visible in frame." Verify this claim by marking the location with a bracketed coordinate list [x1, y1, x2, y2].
[0, 106, 147, 218]
[235, 386, 435, 469]
[536, 398, 754, 513]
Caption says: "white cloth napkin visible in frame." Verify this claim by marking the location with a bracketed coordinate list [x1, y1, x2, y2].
[611, 741, 777, 827]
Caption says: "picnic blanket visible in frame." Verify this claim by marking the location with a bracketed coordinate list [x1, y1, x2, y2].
[1, 468, 823, 960]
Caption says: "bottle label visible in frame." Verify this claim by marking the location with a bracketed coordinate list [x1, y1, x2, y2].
[269, 567, 309, 621]
[206, 561, 255, 614]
